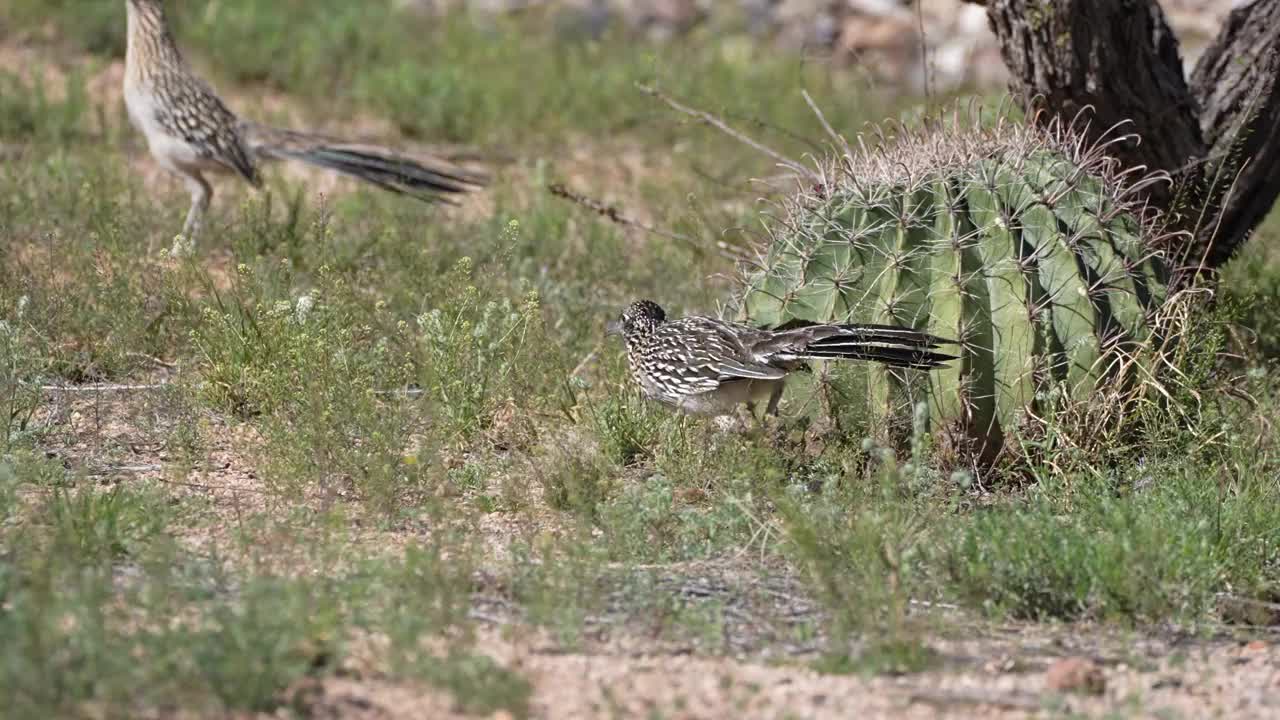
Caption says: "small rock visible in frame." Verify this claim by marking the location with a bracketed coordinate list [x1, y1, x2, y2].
[1045, 657, 1106, 696]
[1152, 676, 1184, 690]
[983, 654, 1017, 673]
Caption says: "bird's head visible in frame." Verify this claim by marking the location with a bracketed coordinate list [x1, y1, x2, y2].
[607, 299, 666, 339]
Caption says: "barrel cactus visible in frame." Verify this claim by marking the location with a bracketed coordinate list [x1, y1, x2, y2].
[736, 108, 1176, 464]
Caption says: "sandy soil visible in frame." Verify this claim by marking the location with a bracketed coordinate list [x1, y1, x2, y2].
[266, 622, 1280, 719]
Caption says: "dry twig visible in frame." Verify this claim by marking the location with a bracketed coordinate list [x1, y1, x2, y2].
[636, 83, 821, 184]
[547, 182, 745, 262]
[41, 382, 173, 393]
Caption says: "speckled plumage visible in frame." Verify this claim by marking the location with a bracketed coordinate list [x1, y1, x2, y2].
[123, 0, 485, 244]
[134, 58, 259, 185]
[611, 300, 955, 417]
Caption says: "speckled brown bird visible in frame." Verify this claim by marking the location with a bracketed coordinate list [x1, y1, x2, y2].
[124, 0, 485, 243]
[608, 300, 956, 417]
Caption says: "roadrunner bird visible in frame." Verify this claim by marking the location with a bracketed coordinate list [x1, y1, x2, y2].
[124, 0, 485, 243]
[608, 300, 956, 417]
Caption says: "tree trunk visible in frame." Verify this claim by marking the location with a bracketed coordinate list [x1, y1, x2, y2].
[973, 0, 1280, 273]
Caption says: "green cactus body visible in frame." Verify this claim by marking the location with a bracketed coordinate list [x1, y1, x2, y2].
[738, 117, 1170, 462]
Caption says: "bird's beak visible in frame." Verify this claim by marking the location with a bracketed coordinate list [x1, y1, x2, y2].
[605, 319, 622, 337]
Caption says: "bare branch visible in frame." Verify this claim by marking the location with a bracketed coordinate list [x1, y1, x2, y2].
[981, 0, 1280, 271]
[547, 182, 747, 262]
[636, 83, 821, 183]
[40, 382, 172, 393]
[1189, 0, 1280, 268]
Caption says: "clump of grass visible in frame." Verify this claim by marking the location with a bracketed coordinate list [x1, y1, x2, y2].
[0, 70, 89, 144]
[0, 0, 124, 56]
[415, 249, 552, 443]
[189, 259, 428, 508]
[1, 452, 524, 718]
[47, 484, 171, 562]
[536, 434, 612, 519]
[188, 576, 345, 713]
[0, 138, 197, 381]
[589, 394, 665, 467]
[189, 256, 327, 417]
[0, 297, 44, 453]
[1217, 209, 1280, 357]
[941, 452, 1280, 621]
[777, 404, 945, 674]
[941, 338, 1280, 622]
[419, 650, 533, 718]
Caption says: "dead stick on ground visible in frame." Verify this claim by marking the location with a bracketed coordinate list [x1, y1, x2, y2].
[547, 182, 744, 262]
[636, 83, 821, 184]
[373, 387, 426, 399]
[41, 383, 172, 393]
[126, 351, 178, 369]
[155, 476, 273, 495]
[547, 183, 690, 244]
[90, 463, 164, 477]
[907, 688, 1043, 711]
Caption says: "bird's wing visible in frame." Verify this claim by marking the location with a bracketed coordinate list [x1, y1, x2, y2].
[741, 322, 857, 364]
[158, 74, 260, 185]
[651, 318, 787, 393]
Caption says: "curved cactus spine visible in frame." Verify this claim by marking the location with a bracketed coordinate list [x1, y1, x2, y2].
[735, 104, 1180, 463]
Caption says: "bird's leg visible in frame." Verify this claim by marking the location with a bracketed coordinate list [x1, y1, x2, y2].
[755, 383, 788, 443]
[177, 171, 212, 253]
[764, 384, 785, 417]
[742, 397, 768, 430]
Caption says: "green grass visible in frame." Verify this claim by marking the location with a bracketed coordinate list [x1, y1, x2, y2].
[0, 452, 526, 719]
[2, 1, 1280, 715]
[0, 0, 928, 150]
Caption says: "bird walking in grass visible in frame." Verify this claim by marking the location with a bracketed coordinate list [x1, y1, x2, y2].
[607, 300, 956, 419]
[123, 0, 486, 246]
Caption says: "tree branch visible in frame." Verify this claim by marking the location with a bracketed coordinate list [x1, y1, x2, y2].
[984, 1, 1204, 210]
[982, 0, 1280, 272]
[1189, 0, 1280, 268]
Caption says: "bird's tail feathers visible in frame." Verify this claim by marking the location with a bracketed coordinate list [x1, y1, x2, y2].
[794, 323, 958, 369]
[242, 123, 488, 202]
[798, 339, 956, 369]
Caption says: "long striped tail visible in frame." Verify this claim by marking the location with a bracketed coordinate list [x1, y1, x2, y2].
[783, 321, 958, 370]
[241, 123, 487, 202]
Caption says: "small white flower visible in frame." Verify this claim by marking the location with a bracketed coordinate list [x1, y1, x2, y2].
[168, 235, 195, 259]
[16, 295, 29, 320]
